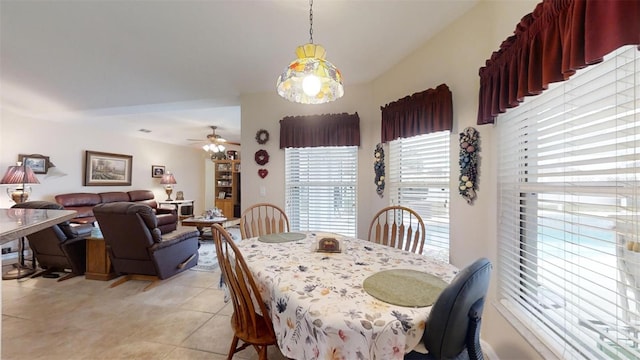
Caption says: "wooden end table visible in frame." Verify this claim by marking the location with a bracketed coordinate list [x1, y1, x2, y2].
[181, 216, 240, 238]
[85, 228, 117, 281]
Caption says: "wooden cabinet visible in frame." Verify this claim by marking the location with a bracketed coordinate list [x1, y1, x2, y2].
[214, 160, 240, 218]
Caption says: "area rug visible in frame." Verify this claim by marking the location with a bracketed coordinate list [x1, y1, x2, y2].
[190, 226, 240, 272]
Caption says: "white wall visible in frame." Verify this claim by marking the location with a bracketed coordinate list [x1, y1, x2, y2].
[0, 108, 208, 214]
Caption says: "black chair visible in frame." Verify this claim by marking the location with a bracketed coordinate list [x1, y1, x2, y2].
[405, 258, 492, 360]
[12, 201, 91, 281]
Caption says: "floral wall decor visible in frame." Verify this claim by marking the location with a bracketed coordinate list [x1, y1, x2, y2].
[255, 129, 270, 144]
[374, 143, 385, 197]
[459, 127, 479, 204]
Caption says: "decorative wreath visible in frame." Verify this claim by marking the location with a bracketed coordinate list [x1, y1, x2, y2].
[255, 149, 270, 166]
[459, 127, 480, 204]
[374, 143, 385, 197]
[255, 129, 270, 145]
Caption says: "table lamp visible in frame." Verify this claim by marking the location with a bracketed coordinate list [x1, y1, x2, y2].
[1, 161, 40, 203]
[1, 162, 39, 279]
[160, 171, 177, 201]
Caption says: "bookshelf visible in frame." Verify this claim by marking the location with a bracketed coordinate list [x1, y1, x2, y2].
[214, 160, 240, 217]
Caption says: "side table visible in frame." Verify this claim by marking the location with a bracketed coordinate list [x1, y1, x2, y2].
[85, 228, 117, 281]
[158, 199, 195, 219]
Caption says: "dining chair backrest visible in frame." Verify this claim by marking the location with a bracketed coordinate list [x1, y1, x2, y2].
[368, 205, 426, 254]
[211, 223, 276, 359]
[420, 257, 492, 360]
[240, 203, 290, 239]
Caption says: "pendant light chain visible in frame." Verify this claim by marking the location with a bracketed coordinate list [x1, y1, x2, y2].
[309, 0, 314, 44]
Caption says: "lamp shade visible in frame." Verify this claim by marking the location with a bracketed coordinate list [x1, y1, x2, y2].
[160, 172, 177, 185]
[1, 162, 40, 203]
[0, 164, 40, 185]
[277, 43, 344, 105]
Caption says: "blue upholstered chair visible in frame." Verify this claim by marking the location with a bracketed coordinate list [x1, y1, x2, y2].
[405, 258, 492, 360]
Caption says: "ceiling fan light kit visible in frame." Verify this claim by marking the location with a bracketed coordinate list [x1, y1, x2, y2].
[195, 126, 237, 155]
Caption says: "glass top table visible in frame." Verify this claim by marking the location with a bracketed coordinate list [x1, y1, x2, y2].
[0, 208, 77, 244]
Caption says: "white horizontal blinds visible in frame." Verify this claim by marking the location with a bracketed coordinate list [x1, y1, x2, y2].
[497, 45, 640, 359]
[285, 146, 358, 238]
[388, 132, 450, 262]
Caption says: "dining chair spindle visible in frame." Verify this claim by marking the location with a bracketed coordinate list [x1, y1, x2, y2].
[240, 203, 290, 239]
[368, 205, 426, 255]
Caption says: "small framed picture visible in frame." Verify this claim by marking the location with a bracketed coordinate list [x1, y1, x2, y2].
[152, 165, 165, 178]
[18, 154, 50, 174]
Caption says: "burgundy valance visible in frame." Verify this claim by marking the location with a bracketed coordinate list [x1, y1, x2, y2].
[279, 112, 360, 148]
[380, 83, 453, 143]
[477, 0, 640, 125]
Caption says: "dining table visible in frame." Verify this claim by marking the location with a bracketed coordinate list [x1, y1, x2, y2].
[236, 231, 459, 360]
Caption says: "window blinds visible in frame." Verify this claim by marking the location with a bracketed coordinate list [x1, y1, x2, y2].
[497, 45, 640, 359]
[285, 146, 358, 238]
[388, 132, 450, 262]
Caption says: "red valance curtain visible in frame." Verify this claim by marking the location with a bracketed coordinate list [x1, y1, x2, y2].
[279, 112, 360, 148]
[477, 0, 640, 125]
[380, 83, 453, 143]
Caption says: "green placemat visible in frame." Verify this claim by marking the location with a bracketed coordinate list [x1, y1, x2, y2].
[258, 232, 307, 243]
[363, 269, 448, 307]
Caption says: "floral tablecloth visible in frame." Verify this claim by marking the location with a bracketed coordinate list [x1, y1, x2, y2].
[236, 232, 459, 360]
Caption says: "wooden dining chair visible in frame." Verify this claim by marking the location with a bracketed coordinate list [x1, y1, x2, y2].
[211, 223, 277, 360]
[240, 203, 290, 239]
[368, 205, 426, 254]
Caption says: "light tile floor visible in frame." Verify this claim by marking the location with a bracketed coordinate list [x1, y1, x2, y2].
[1, 266, 289, 360]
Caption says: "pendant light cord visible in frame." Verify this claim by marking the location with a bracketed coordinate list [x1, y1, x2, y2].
[309, 0, 314, 44]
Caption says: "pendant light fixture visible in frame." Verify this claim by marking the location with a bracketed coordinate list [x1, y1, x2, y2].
[276, 0, 344, 104]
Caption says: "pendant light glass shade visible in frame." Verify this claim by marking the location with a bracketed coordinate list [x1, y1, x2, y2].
[277, 43, 344, 104]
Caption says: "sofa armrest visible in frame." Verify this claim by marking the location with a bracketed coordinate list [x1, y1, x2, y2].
[153, 228, 199, 250]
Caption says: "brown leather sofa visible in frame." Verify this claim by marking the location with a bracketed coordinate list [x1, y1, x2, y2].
[55, 190, 178, 234]
[93, 202, 199, 290]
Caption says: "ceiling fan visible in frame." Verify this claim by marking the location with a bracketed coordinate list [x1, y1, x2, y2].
[188, 126, 239, 154]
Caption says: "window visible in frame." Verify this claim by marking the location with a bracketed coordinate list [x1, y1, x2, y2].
[285, 146, 358, 237]
[497, 46, 640, 359]
[388, 132, 450, 261]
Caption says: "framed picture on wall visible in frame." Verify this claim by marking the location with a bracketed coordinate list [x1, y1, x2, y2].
[152, 165, 165, 178]
[84, 151, 132, 186]
[18, 154, 50, 174]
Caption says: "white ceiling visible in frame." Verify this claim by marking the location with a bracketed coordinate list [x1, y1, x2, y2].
[0, 0, 478, 147]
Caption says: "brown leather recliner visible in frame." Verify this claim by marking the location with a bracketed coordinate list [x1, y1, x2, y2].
[12, 201, 90, 281]
[126, 190, 177, 234]
[93, 202, 199, 291]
